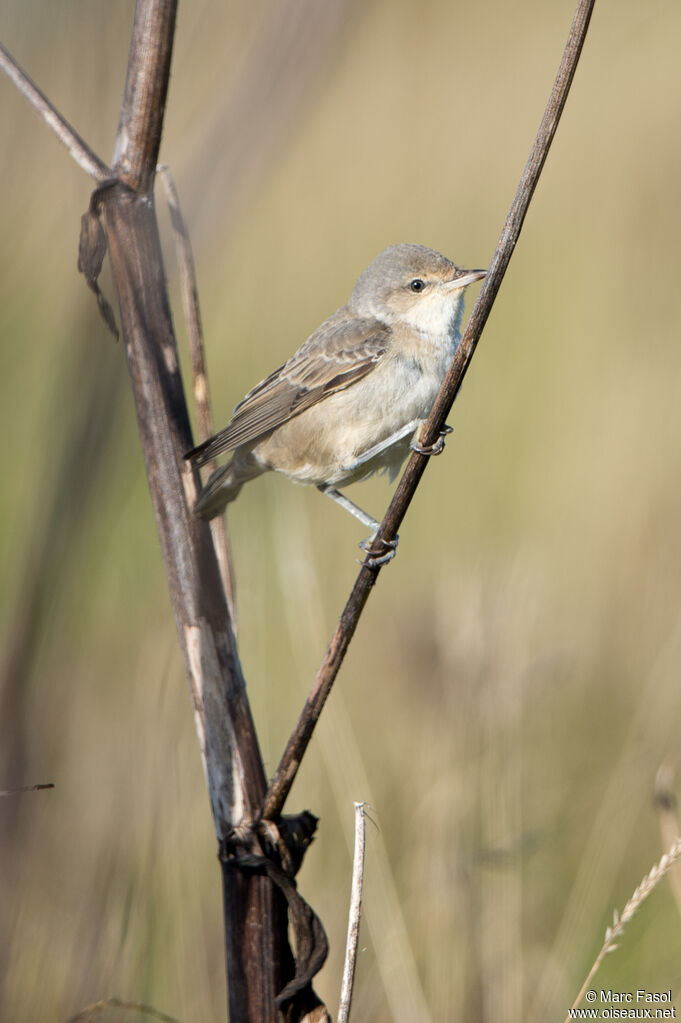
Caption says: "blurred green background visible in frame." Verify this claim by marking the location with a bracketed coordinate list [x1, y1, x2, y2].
[2, 0, 681, 1020]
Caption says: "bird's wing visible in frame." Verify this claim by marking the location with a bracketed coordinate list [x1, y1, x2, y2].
[185, 310, 392, 465]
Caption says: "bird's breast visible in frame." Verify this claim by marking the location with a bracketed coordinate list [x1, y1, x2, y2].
[387, 328, 459, 412]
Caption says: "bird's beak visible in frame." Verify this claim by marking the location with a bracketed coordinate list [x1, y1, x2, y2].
[444, 268, 487, 291]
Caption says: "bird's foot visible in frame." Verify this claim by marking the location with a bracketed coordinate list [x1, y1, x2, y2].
[410, 424, 453, 457]
[358, 534, 399, 568]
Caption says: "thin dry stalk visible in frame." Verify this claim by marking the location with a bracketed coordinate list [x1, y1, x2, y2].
[157, 166, 212, 441]
[0, 43, 109, 181]
[158, 164, 237, 626]
[338, 802, 368, 1023]
[566, 836, 681, 1021]
[262, 0, 597, 823]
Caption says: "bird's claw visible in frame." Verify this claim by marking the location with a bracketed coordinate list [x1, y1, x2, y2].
[410, 424, 453, 457]
[358, 534, 399, 568]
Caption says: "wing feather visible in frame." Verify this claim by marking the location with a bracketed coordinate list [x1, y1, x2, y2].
[186, 310, 391, 465]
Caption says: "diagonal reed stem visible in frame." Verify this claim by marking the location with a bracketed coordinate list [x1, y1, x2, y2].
[262, 0, 597, 822]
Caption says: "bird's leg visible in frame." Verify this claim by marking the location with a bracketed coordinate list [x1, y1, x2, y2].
[341, 419, 421, 471]
[317, 485, 398, 567]
[317, 485, 380, 531]
[410, 423, 453, 456]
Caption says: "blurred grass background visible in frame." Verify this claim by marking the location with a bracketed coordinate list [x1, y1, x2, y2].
[2, 0, 681, 1020]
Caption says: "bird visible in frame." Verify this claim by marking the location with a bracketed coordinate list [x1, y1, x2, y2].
[185, 243, 485, 559]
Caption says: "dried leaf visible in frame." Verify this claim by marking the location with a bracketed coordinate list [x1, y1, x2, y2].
[77, 202, 118, 339]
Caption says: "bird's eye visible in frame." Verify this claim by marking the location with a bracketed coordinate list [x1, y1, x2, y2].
[409, 278, 425, 293]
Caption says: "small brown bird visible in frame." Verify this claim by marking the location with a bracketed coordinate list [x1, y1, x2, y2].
[185, 243, 484, 553]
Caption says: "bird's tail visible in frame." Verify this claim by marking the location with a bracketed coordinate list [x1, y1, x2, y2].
[193, 454, 263, 520]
